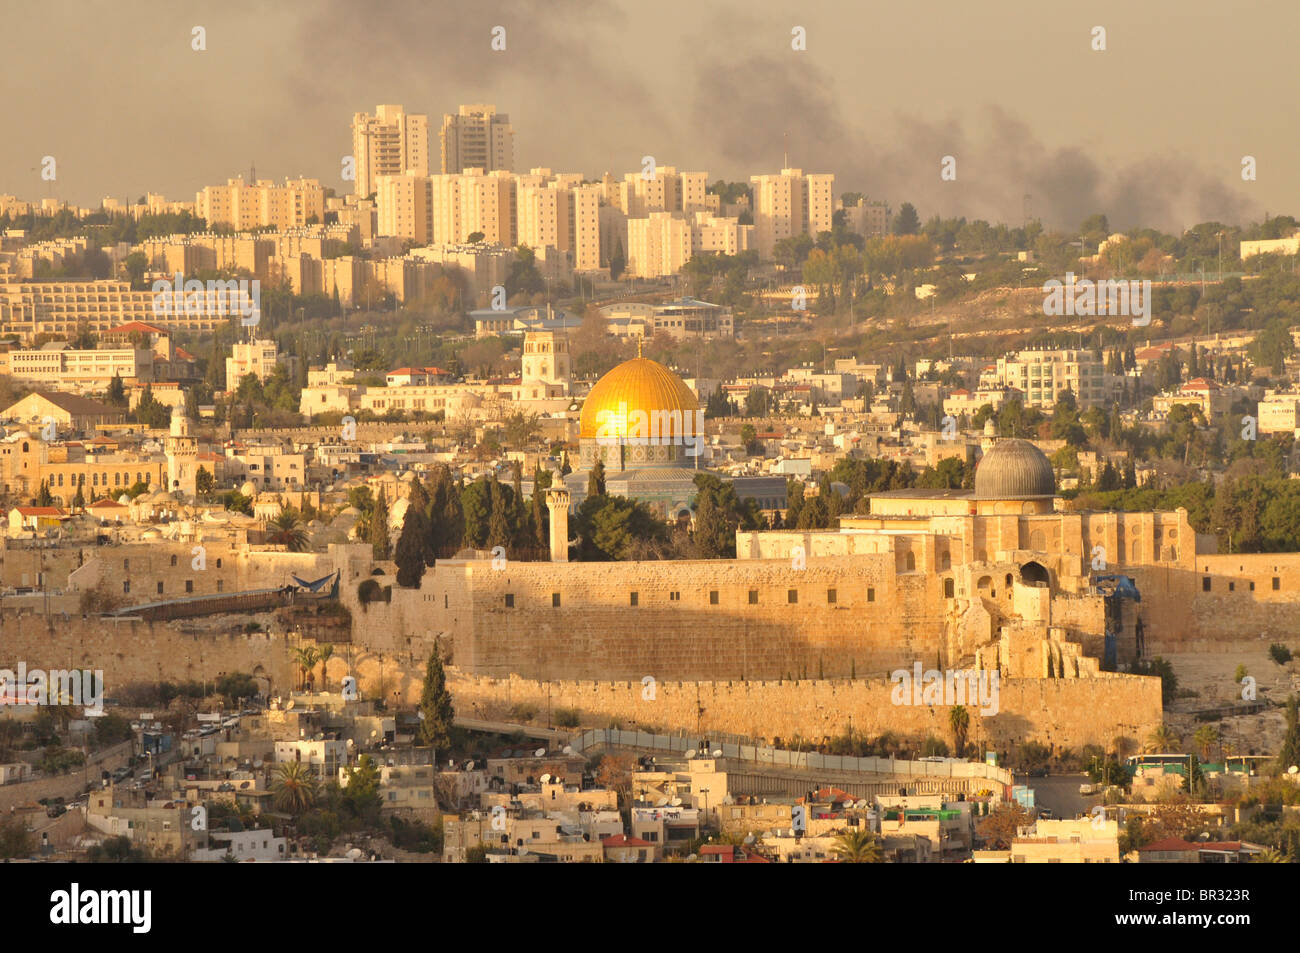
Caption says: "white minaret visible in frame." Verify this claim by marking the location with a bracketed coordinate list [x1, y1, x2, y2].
[545, 487, 570, 562]
[165, 405, 198, 495]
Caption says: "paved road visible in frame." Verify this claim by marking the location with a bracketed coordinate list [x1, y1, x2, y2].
[1015, 773, 1099, 819]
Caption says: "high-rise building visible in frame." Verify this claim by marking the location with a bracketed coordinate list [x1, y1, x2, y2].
[440, 104, 514, 174]
[516, 173, 602, 272]
[430, 169, 516, 245]
[351, 104, 430, 199]
[376, 172, 433, 243]
[749, 168, 835, 258]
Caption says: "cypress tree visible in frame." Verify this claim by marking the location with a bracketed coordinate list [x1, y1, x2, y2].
[368, 492, 390, 559]
[588, 459, 606, 498]
[417, 640, 455, 751]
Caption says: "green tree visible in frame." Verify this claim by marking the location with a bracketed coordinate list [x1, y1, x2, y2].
[829, 827, 882, 863]
[266, 509, 309, 552]
[891, 202, 920, 236]
[271, 761, 319, 814]
[417, 641, 456, 750]
[949, 705, 970, 758]
[368, 493, 390, 559]
[394, 501, 431, 588]
[588, 459, 606, 498]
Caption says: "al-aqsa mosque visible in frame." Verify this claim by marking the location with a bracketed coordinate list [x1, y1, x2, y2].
[563, 347, 786, 518]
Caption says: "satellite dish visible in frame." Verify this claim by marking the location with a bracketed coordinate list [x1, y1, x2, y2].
[711, 749, 722, 757]
[657, 798, 669, 807]
[346, 848, 362, 859]
[285, 700, 295, 710]
[540, 773, 552, 783]
[1290, 766, 1298, 775]
[788, 828, 796, 837]
[370, 730, 378, 739]
[670, 797, 682, 806]
[684, 750, 695, 759]
[562, 746, 573, 755]
[502, 749, 513, 758]
[534, 748, 546, 757]
[743, 834, 755, 844]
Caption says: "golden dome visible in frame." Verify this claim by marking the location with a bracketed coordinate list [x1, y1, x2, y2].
[579, 356, 700, 439]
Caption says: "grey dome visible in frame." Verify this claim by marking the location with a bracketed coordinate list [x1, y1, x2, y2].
[975, 439, 1055, 499]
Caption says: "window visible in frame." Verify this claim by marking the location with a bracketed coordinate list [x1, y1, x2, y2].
[157, 582, 164, 594]
[122, 581, 130, 594]
[1250, 581, 1255, 591]
[216, 559, 222, 568]
[170, 555, 177, 566]
[1228, 581, 1235, 592]
[1274, 577, 1281, 591]
[216, 580, 223, 592]
[867, 588, 875, 602]
[748, 590, 758, 605]
[505, 594, 514, 608]
[944, 578, 955, 598]
[709, 590, 719, 605]
[552, 593, 561, 607]
[669, 591, 680, 601]
[629, 592, 638, 606]
[185, 580, 193, 593]
[827, 588, 837, 604]
[787, 589, 798, 604]
[1202, 577, 1211, 592]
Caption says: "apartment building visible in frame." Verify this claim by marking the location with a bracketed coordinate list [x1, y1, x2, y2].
[995, 347, 1105, 410]
[195, 177, 325, 231]
[226, 339, 280, 387]
[0, 270, 230, 339]
[0, 343, 153, 393]
[749, 168, 835, 258]
[352, 104, 431, 199]
[439, 104, 514, 174]
[376, 172, 434, 243]
[516, 176, 601, 271]
[1258, 391, 1300, 434]
[430, 170, 515, 245]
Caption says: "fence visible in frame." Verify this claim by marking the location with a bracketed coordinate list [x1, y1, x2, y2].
[569, 727, 1013, 787]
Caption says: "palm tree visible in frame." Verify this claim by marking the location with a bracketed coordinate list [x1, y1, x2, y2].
[1146, 724, 1180, 753]
[317, 644, 334, 692]
[292, 646, 319, 692]
[266, 510, 309, 552]
[1252, 848, 1289, 863]
[830, 828, 882, 863]
[271, 761, 318, 814]
[1193, 725, 1220, 762]
[949, 705, 970, 758]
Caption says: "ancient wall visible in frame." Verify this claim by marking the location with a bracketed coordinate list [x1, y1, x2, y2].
[447, 670, 1163, 755]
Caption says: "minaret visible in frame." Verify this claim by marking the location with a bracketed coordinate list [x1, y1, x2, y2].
[166, 405, 198, 495]
[545, 487, 570, 562]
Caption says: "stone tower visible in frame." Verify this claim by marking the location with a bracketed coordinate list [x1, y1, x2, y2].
[521, 330, 571, 397]
[545, 487, 570, 562]
[165, 405, 198, 496]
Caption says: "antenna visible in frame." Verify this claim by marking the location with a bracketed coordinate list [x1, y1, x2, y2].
[783, 132, 789, 170]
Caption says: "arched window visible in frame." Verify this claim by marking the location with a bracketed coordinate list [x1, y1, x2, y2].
[905, 552, 916, 572]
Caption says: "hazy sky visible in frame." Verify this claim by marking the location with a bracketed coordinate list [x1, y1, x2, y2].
[4, 0, 1293, 232]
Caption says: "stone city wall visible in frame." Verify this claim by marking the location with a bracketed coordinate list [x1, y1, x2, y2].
[448, 670, 1162, 756]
